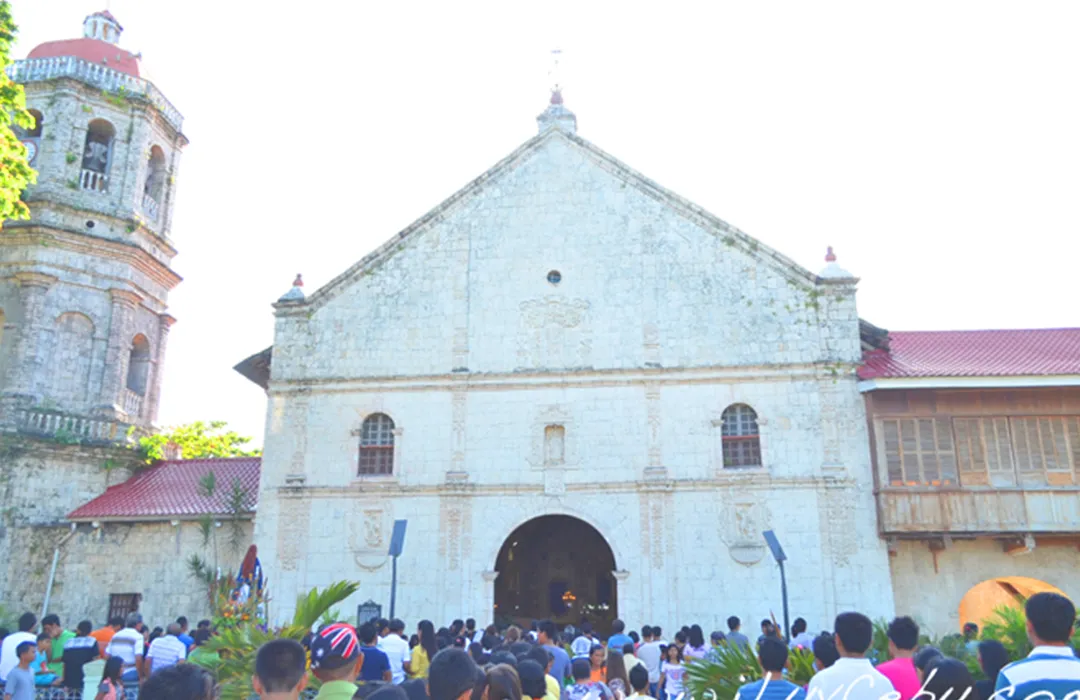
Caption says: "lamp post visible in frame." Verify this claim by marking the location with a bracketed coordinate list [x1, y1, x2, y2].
[762, 530, 790, 641]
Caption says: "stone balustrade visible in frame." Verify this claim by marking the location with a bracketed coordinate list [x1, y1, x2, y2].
[80, 168, 107, 192]
[142, 192, 159, 220]
[8, 55, 184, 132]
[123, 388, 144, 417]
[15, 407, 136, 444]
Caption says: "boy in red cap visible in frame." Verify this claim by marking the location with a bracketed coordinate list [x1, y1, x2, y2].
[310, 623, 364, 700]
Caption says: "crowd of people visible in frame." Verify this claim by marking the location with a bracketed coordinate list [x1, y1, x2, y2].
[0, 611, 216, 700]
[3, 592, 1079, 700]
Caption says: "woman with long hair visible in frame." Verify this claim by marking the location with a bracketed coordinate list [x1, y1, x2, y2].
[95, 657, 124, 700]
[505, 626, 523, 645]
[588, 644, 606, 683]
[605, 650, 630, 699]
[483, 664, 523, 700]
[975, 640, 1010, 700]
[683, 626, 707, 661]
[406, 620, 438, 679]
[657, 644, 685, 700]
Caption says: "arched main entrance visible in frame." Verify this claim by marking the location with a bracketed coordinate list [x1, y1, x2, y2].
[494, 515, 617, 633]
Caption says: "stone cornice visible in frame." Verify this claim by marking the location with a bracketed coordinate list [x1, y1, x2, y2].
[159, 313, 177, 330]
[0, 227, 182, 299]
[277, 472, 856, 499]
[16, 197, 179, 259]
[266, 361, 862, 395]
[108, 288, 144, 307]
[13, 271, 58, 289]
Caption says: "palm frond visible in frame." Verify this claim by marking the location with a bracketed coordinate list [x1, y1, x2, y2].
[292, 580, 360, 629]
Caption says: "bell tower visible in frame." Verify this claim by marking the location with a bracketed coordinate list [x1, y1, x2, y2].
[2, 11, 186, 436]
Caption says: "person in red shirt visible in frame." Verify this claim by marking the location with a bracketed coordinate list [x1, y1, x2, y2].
[875, 617, 921, 700]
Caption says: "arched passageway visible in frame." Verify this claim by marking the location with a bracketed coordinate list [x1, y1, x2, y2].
[494, 515, 617, 634]
[958, 576, 1065, 631]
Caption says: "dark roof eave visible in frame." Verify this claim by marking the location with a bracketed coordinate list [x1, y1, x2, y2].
[234, 346, 272, 391]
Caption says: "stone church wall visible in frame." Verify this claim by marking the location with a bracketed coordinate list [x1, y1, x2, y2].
[19, 520, 254, 626]
[889, 539, 1080, 638]
[256, 373, 894, 631]
[0, 438, 137, 608]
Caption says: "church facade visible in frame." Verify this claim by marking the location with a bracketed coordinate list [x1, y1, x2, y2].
[248, 96, 896, 631]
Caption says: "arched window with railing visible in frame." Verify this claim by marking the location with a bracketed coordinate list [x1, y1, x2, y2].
[81, 119, 115, 192]
[358, 413, 395, 476]
[721, 403, 762, 468]
[124, 334, 151, 417]
[142, 145, 167, 220]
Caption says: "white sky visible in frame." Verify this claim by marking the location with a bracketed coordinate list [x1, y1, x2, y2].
[12, 1, 1080, 446]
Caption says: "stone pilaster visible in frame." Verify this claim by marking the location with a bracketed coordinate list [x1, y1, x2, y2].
[144, 313, 175, 425]
[2, 273, 57, 414]
[96, 289, 142, 418]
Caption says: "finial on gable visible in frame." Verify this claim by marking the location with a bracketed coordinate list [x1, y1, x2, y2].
[819, 246, 855, 281]
[278, 274, 305, 302]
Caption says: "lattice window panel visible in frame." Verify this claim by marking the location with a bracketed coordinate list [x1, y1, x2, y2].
[953, 417, 1016, 487]
[1010, 416, 1080, 486]
[880, 418, 958, 486]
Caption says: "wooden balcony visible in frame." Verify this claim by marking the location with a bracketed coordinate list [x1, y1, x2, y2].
[877, 486, 1080, 536]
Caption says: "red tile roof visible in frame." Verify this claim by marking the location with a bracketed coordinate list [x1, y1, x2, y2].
[28, 38, 141, 77]
[859, 329, 1080, 380]
[68, 457, 260, 521]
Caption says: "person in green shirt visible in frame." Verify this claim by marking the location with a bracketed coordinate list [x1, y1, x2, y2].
[310, 623, 364, 700]
[40, 615, 74, 677]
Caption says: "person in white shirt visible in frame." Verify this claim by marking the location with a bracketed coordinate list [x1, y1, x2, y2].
[635, 626, 664, 699]
[571, 623, 596, 660]
[146, 623, 188, 674]
[104, 613, 145, 683]
[377, 618, 410, 684]
[806, 613, 894, 700]
[0, 613, 37, 682]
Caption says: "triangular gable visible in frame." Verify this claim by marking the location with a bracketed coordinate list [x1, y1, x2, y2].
[299, 128, 824, 312]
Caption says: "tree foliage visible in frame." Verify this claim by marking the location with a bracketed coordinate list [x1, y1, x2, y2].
[137, 420, 261, 464]
[0, 2, 36, 223]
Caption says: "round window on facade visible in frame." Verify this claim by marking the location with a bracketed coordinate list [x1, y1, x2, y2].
[547, 270, 562, 285]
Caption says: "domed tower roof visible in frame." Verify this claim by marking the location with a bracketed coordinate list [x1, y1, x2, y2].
[26, 10, 141, 78]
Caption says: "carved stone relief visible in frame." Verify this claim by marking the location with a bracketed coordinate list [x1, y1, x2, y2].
[349, 505, 392, 571]
[719, 492, 771, 566]
[517, 297, 591, 369]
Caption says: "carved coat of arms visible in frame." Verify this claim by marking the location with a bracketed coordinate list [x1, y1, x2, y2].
[349, 508, 391, 571]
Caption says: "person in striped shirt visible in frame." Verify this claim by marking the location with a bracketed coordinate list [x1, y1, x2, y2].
[146, 623, 188, 675]
[995, 592, 1080, 698]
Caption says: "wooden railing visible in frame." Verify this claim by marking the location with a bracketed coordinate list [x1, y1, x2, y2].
[877, 486, 1080, 535]
[8, 56, 184, 131]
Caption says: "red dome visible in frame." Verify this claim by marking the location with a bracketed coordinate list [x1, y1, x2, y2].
[27, 38, 140, 78]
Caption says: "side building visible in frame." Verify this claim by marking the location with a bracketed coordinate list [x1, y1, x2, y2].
[861, 328, 1080, 634]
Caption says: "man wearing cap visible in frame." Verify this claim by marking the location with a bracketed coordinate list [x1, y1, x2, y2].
[310, 623, 364, 700]
[104, 613, 145, 683]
